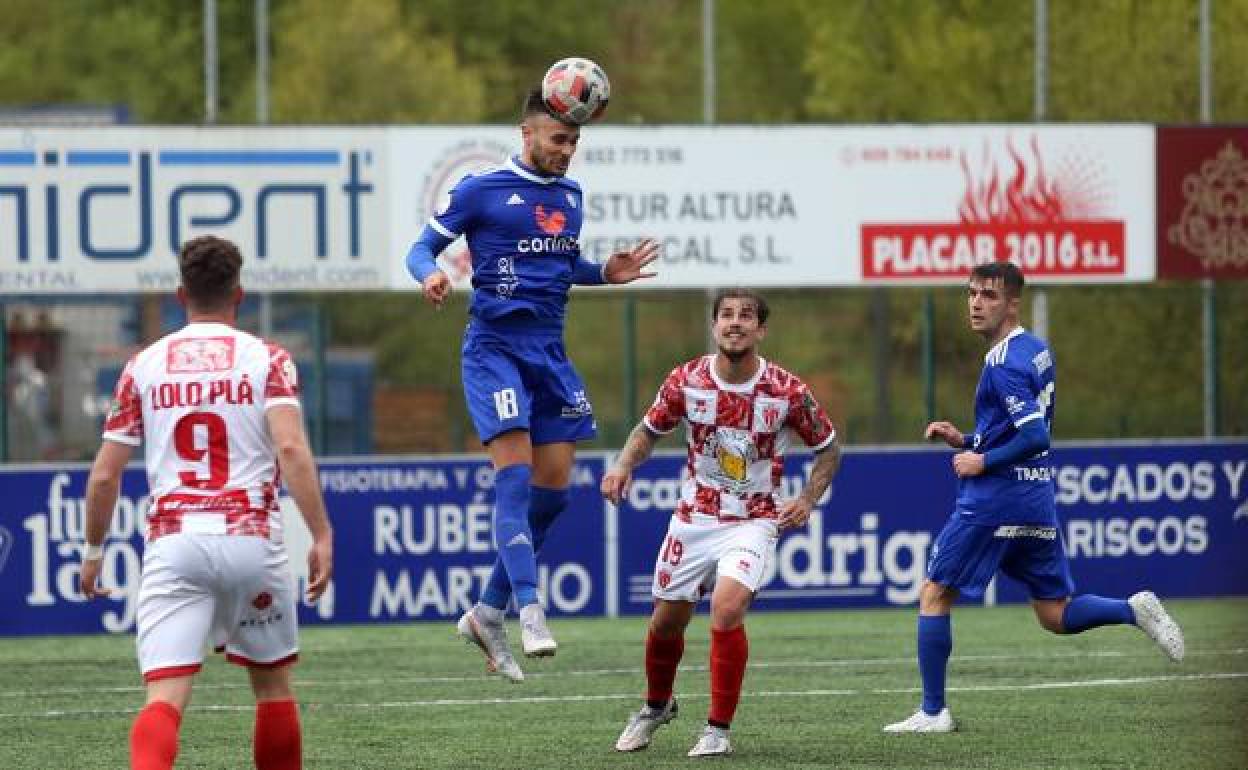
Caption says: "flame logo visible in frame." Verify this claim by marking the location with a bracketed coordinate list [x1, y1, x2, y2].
[959, 135, 1111, 224]
[535, 204, 566, 235]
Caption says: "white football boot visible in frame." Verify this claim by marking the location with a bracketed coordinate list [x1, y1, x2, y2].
[687, 725, 732, 757]
[614, 699, 678, 752]
[456, 606, 524, 683]
[1129, 591, 1185, 662]
[519, 603, 557, 657]
[883, 708, 956, 733]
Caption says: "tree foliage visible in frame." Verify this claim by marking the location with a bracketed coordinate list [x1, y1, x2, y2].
[0, 0, 1244, 442]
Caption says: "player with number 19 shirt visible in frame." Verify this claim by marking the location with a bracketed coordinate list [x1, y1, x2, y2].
[603, 289, 841, 757]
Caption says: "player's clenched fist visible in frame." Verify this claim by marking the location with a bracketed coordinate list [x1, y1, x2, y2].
[422, 269, 451, 308]
[601, 466, 632, 505]
[79, 552, 111, 600]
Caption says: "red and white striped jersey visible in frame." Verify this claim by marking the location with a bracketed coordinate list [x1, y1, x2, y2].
[102, 322, 300, 543]
[643, 355, 836, 521]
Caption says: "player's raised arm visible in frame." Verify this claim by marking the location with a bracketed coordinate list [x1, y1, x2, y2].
[603, 238, 660, 284]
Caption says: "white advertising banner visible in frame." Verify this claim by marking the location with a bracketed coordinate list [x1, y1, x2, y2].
[844, 125, 1155, 284]
[2, 125, 1154, 294]
[389, 124, 1155, 289]
[0, 128, 390, 293]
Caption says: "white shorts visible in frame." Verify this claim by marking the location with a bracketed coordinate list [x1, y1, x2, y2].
[651, 515, 779, 602]
[136, 533, 298, 682]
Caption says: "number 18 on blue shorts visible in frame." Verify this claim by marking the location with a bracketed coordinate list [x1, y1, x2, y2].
[461, 326, 597, 446]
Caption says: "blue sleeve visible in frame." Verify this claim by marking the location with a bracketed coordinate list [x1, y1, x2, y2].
[429, 175, 479, 240]
[405, 225, 453, 283]
[983, 417, 1049, 469]
[571, 255, 607, 286]
[986, 363, 1044, 428]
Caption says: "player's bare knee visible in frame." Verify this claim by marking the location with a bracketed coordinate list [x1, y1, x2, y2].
[1032, 599, 1069, 634]
[248, 665, 294, 701]
[709, 597, 750, 630]
[918, 580, 956, 614]
[649, 601, 692, 638]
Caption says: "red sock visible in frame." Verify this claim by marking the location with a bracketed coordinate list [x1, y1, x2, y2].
[644, 630, 685, 706]
[254, 699, 302, 770]
[708, 625, 749, 728]
[130, 700, 181, 770]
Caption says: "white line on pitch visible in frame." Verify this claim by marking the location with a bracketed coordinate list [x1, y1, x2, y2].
[1, 671, 1244, 720]
[0, 647, 1243, 699]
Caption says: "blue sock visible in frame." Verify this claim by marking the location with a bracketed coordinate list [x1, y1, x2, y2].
[1061, 594, 1135, 634]
[490, 464, 538, 608]
[481, 486, 568, 611]
[918, 614, 952, 716]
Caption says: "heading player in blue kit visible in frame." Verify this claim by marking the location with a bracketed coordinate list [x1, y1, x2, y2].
[884, 262, 1185, 733]
[406, 86, 658, 682]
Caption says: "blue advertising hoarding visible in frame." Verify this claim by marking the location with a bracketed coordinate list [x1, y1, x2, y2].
[1, 441, 1244, 636]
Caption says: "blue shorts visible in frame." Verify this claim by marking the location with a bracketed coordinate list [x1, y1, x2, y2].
[461, 325, 596, 445]
[926, 512, 1075, 600]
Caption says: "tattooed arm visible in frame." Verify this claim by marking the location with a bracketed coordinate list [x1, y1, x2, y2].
[777, 440, 842, 530]
[600, 422, 661, 505]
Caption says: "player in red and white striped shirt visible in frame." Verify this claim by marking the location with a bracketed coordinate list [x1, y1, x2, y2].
[602, 288, 842, 758]
[80, 236, 333, 770]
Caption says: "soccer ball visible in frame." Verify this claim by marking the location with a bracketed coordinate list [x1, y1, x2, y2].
[541, 57, 610, 125]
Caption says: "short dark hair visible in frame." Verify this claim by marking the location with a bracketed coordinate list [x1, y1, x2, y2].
[178, 235, 242, 309]
[520, 85, 574, 126]
[970, 261, 1025, 298]
[711, 288, 770, 325]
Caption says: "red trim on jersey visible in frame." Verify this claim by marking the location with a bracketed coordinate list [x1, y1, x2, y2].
[103, 359, 144, 441]
[265, 343, 300, 400]
[166, 336, 236, 373]
[226, 652, 298, 670]
[143, 663, 202, 683]
[149, 490, 273, 541]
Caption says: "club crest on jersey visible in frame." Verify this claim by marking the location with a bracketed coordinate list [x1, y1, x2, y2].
[252, 592, 273, 610]
[167, 337, 236, 374]
[534, 204, 566, 235]
[752, 396, 788, 434]
[683, 387, 718, 425]
[657, 570, 672, 589]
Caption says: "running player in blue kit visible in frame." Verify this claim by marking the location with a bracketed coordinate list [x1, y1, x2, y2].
[405, 86, 659, 682]
[884, 262, 1185, 733]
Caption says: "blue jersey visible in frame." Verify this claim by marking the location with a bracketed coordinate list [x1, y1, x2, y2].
[957, 327, 1056, 525]
[429, 157, 597, 333]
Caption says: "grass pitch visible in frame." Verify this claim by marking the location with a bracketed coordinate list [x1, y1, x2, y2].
[1, 599, 1244, 769]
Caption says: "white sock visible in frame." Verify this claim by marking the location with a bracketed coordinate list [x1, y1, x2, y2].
[518, 603, 545, 625]
[475, 603, 504, 625]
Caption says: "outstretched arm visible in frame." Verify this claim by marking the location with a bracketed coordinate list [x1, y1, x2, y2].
[600, 422, 661, 504]
[569, 238, 660, 287]
[777, 441, 842, 529]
